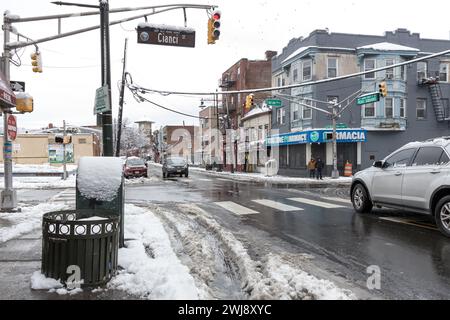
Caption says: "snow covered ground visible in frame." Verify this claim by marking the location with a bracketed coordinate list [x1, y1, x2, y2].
[189, 166, 352, 185]
[0, 163, 77, 173]
[0, 176, 76, 189]
[9, 202, 356, 300]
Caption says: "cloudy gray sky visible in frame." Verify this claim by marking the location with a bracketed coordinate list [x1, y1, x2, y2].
[2, 0, 450, 130]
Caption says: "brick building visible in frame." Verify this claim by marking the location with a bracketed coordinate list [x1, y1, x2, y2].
[219, 50, 276, 171]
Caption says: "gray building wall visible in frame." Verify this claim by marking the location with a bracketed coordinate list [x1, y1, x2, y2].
[271, 28, 450, 177]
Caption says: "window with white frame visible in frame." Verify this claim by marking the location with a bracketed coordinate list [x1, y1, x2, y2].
[293, 68, 299, 83]
[327, 57, 338, 78]
[302, 100, 312, 119]
[399, 98, 406, 118]
[277, 108, 286, 124]
[302, 60, 312, 81]
[416, 98, 427, 119]
[364, 59, 375, 79]
[439, 63, 449, 82]
[385, 59, 394, 80]
[400, 65, 406, 81]
[417, 62, 427, 81]
[364, 102, 375, 118]
[292, 103, 299, 121]
[385, 98, 393, 118]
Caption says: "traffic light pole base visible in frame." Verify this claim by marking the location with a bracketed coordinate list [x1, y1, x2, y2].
[0, 189, 19, 212]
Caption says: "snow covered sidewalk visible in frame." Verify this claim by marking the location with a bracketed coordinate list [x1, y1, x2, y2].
[189, 166, 352, 185]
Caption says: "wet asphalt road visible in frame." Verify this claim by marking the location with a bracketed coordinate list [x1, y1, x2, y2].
[126, 166, 450, 300]
[17, 167, 450, 299]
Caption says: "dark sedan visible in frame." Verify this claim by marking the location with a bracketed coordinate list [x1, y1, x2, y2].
[163, 157, 188, 178]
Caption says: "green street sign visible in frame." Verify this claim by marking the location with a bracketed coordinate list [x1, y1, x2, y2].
[94, 85, 110, 114]
[325, 123, 348, 129]
[357, 92, 380, 105]
[266, 99, 282, 107]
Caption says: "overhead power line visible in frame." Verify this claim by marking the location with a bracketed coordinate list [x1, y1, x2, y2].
[128, 48, 450, 96]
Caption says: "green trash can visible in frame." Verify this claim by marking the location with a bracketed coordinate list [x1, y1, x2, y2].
[75, 157, 125, 248]
[41, 209, 119, 287]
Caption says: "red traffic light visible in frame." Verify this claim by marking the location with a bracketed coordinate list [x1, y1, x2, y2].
[212, 11, 221, 20]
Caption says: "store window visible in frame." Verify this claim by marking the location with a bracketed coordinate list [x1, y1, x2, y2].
[416, 98, 427, 119]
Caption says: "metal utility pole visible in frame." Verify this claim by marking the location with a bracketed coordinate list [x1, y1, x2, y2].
[100, 0, 113, 156]
[331, 102, 339, 179]
[62, 120, 67, 180]
[1, 13, 17, 211]
[115, 38, 128, 157]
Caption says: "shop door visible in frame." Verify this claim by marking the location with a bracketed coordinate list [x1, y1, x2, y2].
[337, 143, 357, 175]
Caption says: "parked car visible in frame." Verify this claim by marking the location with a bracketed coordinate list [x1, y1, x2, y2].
[350, 137, 450, 237]
[123, 157, 147, 178]
[162, 156, 188, 178]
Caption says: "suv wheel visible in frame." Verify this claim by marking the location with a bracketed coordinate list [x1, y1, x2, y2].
[352, 183, 373, 213]
[163, 172, 166, 179]
[435, 195, 450, 238]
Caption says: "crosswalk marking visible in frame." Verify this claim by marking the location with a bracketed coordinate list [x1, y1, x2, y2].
[199, 178, 212, 182]
[321, 197, 351, 204]
[214, 201, 258, 215]
[288, 197, 344, 209]
[252, 199, 303, 212]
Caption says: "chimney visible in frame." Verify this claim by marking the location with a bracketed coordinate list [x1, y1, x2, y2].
[48, 123, 54, 129]
[265, 50, 277, 60]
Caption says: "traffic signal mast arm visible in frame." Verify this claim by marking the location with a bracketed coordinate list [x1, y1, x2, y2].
[5, 4, 218, 51]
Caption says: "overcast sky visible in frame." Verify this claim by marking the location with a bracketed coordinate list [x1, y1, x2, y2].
[2, 0, 450, 131]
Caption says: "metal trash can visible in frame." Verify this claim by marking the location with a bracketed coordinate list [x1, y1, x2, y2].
[41, 209, 119, 287]
[75, 157, 125, 248]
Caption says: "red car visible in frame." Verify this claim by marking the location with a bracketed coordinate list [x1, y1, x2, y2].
[123, 157, 147, 179]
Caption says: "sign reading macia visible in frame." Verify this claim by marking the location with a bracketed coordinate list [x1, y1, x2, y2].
[266, 129, 367, 146]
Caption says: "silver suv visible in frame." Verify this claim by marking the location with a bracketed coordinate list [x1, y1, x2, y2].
[351, 137, 450, 237]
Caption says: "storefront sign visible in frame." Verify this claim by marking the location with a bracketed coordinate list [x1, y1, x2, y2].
[266, 128, 367, 146]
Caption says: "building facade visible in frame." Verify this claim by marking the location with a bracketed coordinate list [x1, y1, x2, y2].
[160, 125, 200, 164]
[220, 50, 276, 171]
[269, 28, 450, 177]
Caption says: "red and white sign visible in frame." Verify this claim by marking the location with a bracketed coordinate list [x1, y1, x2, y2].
[7, 114, 17, 141]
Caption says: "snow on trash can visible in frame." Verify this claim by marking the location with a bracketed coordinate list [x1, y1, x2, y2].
[76, 157, 125, 247]
[41, 209, 119, 287]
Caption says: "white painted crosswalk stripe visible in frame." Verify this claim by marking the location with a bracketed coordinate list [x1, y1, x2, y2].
[288, 197, 344, 209]
[214, 201, 258, 215]
[321, 197, 351, 204]
[199, 178, 212, 182]
[252, 199, 303, 212]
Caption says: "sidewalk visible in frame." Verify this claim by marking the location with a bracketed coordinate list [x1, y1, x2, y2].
[189, 166, 353, 186]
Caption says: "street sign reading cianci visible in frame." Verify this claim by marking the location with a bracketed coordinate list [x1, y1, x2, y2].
[137, 23, 195, 48]
[357, 92, 380, 105]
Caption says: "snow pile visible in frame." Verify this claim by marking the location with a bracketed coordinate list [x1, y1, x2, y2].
[0, 202, 68, 243]
[254, 254, 355, 300]
[124, 176, 160, 185]
[176, 204, 356, 300]
[77, 157, 123, 202]
[30, 271, 63, 290]
[107, 204, 204, 299]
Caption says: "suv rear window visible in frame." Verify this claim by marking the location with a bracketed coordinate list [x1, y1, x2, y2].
[412, 147, 445, 166]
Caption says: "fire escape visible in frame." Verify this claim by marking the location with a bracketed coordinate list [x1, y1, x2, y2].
[419, 75, 446, 122]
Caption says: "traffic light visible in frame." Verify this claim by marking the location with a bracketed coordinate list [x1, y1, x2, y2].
[207, 10, 221, 44]
[31, 51, 42, 73]
[245, 94, 254, 111]
[15, 92, 33, 113]
[379, 81, 387, 97]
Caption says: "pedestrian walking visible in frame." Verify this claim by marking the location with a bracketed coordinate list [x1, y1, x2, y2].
[315, 157, 324, 180]
[307, 157, 316, 178]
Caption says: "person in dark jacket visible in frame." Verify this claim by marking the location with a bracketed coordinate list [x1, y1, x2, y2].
[315, 157, 324, 180]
